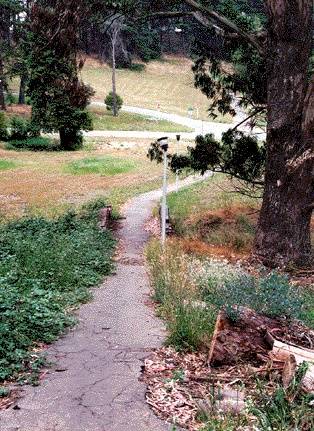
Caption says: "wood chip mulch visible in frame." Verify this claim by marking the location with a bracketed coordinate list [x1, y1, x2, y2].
[141, 347, 269, 430]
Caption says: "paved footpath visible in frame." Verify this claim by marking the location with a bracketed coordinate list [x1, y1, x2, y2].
[0, 175, 210, 431]
[90, 102, 266, 141]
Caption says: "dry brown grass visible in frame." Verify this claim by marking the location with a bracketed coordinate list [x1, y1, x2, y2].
[0, 139, 165, 219]
[81, 55, 232, 122]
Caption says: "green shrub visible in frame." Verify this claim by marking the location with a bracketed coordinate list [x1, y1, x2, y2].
[9, 116, 29, 140]
[0, 203, 115, 381]
[0, 111, 8, 141]
[203, 272, 304, 321]
[7, 137, 58, 151]
[5, 92, 18, 105]
[104, 92, 123, 114]
[129, 63, 146, 72]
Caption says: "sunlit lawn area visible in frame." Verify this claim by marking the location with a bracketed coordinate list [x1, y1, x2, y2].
[3, 103, 193, 132]
[7, 56, 233, 123]
[0, 138, 181, 220]
[89, 105, 193, 132]
[81, 56, 232, 122]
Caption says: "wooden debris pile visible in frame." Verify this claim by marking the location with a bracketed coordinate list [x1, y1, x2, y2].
[142, 308, 314, 430]
[208, 307, 314, 394]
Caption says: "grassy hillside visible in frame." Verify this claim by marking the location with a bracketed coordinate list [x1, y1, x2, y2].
[81, 56, 232, 123]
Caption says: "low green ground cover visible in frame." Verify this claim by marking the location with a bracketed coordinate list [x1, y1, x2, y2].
[64, 155, 139, 176]
[0, 159, 17, 171]
[0, 200, 115, 383]
[6, 137, 58, 152]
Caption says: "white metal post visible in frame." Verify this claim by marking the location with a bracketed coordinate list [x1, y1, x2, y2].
[175, 134, 181, 193]
[161, 146, 168, 246]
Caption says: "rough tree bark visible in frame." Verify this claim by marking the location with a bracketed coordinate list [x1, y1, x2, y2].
[254, 0, 314, 267]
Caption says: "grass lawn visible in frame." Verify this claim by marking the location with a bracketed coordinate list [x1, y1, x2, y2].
[64, 155, 139, 176]
[2, 104, 193, 133]
[81, 56, 232, 123]
[7, 56, 233, 123]
[6, 55, 234, 124]
[89, 106, 193, 132]
[0, 138, 177, 220]
[0, 159, 17, 171]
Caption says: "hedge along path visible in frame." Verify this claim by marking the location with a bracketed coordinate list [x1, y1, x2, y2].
[0, 174, 211, 431]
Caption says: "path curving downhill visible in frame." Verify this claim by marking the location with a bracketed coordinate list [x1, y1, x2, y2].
[90, 102, 266, 141]
[0, 174, 211, 431]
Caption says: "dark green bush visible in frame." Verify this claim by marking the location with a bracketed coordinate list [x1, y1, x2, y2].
[0, 202, 115, 381]
[5, 93, 18, 105]
[129, 63, 146, 72]
[7, 136, 59, 151]
[0, 111, 8, 141]
[27, 121, 41, 138]
[104, 92, 123, 113]
[9, 116, 29, 140]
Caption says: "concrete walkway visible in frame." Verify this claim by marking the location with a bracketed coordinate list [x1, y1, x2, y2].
[0, 174, 211, 431]
[90, 102, 266, 141]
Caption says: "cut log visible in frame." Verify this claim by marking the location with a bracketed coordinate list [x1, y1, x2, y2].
[282, 354, 297, 389]
[208, 307, 314, 393]
[208, 307, 276, 367]
[99, 206, 112, 229]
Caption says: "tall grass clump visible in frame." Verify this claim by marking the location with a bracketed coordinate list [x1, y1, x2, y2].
[146, 240, 308, 352]
[0, 199, 115, 382]
[146, 240, 217, 351]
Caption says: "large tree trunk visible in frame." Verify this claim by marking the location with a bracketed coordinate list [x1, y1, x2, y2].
[59, 128, 83, 151]
[254, 0, 314, 267]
